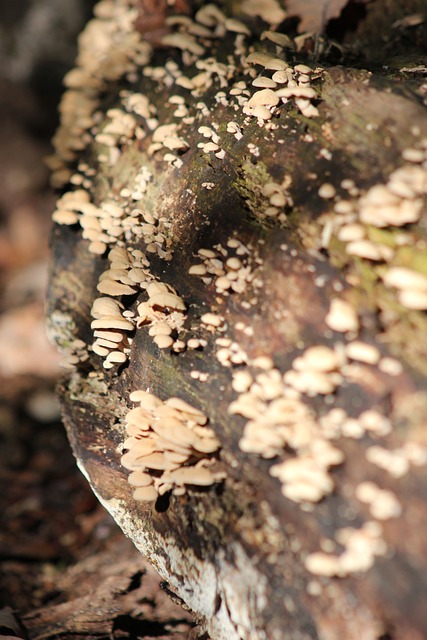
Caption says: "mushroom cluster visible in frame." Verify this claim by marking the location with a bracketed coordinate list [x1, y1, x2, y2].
[241, 54, 319, 121]
[50, 0, 327, 268]
[260, 179, 292, 221]
[189, 237, 261, 297]
[304, 521, 387, 577]
[47, 0, 152, 188]
[121, 390, 225, 501]
[52, 188, 161, 257]
[136, 281, 187, 351]
[91, 296, 134, 369]
[229, 360, 344, 503]
[359, 162, 427, 228]
[90, 245, 189, 364]
[383, 266, 427, 310]
[226, 332, 424, 507]
[89, 246, 148, 367]
[320, 147, 427, 310]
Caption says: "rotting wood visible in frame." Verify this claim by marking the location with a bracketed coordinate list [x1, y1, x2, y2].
[46, 1, 427, 638]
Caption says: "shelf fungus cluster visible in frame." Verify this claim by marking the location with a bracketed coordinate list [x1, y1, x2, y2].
[46, 0, 152, 189]
[121, 390, 225, 501]
[227, 330, 427, 514]
[242, 55, 319, 121]
[304, 521, 387, 577]
[321, 146, 427, 312]
[189, 238, 261, 297]
[90, 246, 188, 366]
[229, 350, 346, 504]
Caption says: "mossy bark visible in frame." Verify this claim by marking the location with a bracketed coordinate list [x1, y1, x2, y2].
[47, 3, 427, 639]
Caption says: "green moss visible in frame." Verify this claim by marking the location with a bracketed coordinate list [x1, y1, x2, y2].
[232, 157, 275, 227]
[366, 227, 397, 248]
[394, 246, 427, 276]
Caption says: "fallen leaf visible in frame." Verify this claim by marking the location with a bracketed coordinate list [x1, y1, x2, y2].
[286, 0, 350, 33]
[240, 0, 287, 25]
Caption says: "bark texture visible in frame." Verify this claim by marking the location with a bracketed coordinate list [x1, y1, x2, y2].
[46, 1, 427, 639]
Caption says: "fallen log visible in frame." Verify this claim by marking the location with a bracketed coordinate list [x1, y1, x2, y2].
[46, 1, 427, 638]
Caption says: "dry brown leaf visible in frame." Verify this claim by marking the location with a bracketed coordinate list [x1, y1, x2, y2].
[286, 0, 350, 33]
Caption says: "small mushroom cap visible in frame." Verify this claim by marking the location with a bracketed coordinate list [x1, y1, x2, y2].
[246, 88, 279, 108]
[135, 452, 169, 471]
[108, 247, 131, 262]
[99, 268, 134, 284]
[189, 264, 207, 276]
[94, 337, 122, 349]
[295, 345, 340, 372]
[198, 248, 216, 258]
[153, 334, 175, 349]
[325, 299, 359, 333]
[52, 209, 79, 225]
[148, 322, 173, 336]
[252, 76, 277, 89]
[398, 290, 427, 310]
[150, 421, 197, 448]
[163, 450, 190, 464]
[276, 86, 317, 99]
[92, 342, 110, 357]
[121, 443, 158, 469]
[91, 297, 124, 318]
[129, 390, 163, 407]
[304, 552, 341, 577]
[285, 369, 338, 395]
[165, 397, 207, 418]
[89, 241, 108, 255]
[161, 32, 205, 56]
[105, 350, 127, 364]
[162, 466, 217, 486]
[225, 17, 250, 34]
[125, 421, 151, 436]
[200, 312, 223, 327]
[128, 267, 148, 284]
[192, 435, 221, 454]
[145, 282, 171, 297]
[93, 329, 125, 343]
[261, 31, 295, 48]
[91, 316, 134, 331]
[148, 292, 186, 311]
[245, 104, 273, 120]
[128, 470, 154, 487]
[345, 341, 380, 365]
[126, 406, 152, 425]
[97, 280, 137, 296]
[245, 52, 287, 70]
[383, 267, 427, 292]
[133, 485, 158, 502]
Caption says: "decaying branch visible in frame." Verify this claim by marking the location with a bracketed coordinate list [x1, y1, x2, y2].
[46, 1, 427, 638]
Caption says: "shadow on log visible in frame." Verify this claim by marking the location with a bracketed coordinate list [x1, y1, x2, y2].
[46, 1, 427, 638]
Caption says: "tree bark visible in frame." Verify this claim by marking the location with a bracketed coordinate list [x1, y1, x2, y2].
[46, 1, 427, 639]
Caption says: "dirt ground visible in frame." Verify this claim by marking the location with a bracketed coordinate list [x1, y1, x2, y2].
[0, 3, 197, 638]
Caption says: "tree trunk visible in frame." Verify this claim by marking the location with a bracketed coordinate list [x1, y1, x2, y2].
[46, 1, 427, 638]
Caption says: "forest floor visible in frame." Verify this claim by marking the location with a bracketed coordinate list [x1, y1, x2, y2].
[0, 67, 197, 640]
